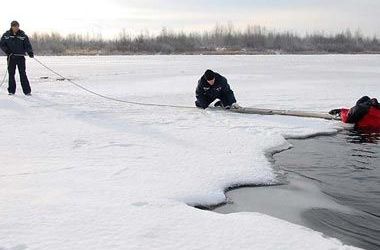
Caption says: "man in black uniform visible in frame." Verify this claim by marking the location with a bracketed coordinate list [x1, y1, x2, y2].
[195, 69, 239, 109]
[0, 21, 34, 96]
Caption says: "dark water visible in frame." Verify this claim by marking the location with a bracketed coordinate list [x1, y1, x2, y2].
[215, 130, 380, 250]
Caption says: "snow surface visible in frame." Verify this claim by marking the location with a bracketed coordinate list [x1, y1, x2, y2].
[1, 55, 378, 250]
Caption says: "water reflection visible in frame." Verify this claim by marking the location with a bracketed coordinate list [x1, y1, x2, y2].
[244, 130, 379, 249]
[345, 129, 380, 144]
[303, 130, 380, 250]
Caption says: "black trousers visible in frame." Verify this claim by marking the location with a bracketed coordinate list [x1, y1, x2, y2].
[8, 56, 31, 95]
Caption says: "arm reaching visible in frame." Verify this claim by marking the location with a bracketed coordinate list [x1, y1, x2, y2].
[195, 79, 210, 109]
[220, 76, 237, 107]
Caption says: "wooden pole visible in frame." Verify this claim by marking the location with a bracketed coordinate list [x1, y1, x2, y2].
[230, 107, 340, 121]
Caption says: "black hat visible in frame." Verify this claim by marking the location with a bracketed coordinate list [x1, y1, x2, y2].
[371, 98, 379, 105]
[11, 21, 20, 27]
[204, 69, 215, 81]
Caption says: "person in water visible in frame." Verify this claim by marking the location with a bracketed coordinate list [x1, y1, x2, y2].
[195, 69, 239, 109]
[330, 96, 380, 128]
[0, 21, 34, 96]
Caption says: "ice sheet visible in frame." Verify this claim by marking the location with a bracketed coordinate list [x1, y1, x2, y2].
[1, 55, 377, 250]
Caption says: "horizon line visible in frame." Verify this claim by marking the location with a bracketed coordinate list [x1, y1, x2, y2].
[25, 24, 377, 40]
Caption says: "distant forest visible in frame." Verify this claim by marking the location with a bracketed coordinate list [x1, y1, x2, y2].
[27, 25, 380, 55]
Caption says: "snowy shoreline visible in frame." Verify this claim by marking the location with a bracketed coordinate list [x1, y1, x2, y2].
[196, 129, 340, 210]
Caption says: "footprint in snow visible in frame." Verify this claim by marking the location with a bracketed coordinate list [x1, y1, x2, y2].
[73, 139, 89, 149]
[131, 202, 149, 207]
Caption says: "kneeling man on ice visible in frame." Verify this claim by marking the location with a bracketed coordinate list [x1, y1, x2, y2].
[195, 69, 240, 109]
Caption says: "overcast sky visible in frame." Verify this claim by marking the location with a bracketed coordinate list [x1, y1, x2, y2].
[1, 0, 379, 38]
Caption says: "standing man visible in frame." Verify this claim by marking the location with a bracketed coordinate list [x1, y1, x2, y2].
[0, 21, 34, 96]
[195, 69, 239, 109]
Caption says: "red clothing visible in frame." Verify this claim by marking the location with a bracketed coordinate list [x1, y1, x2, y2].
[341, 107, 380, 129]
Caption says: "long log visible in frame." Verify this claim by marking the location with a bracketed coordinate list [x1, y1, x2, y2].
[230, 107, 340, 121]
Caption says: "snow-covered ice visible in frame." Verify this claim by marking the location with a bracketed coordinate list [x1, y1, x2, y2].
[1, 55, 378, 250]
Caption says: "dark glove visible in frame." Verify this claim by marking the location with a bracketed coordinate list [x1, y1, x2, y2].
[329, 109, 342, 116]
[28, 52, 34, 58]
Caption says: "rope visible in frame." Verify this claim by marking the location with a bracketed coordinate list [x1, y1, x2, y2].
[0, 66, 7, 89]
[1, 55, 339, 121]
[32, 57, 195, 110]
[0, 54, 12, 89]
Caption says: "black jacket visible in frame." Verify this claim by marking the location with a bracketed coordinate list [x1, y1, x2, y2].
[0, 29, 33, 56]
[195, 73, 236, 109]
[347, 96, 377, 123]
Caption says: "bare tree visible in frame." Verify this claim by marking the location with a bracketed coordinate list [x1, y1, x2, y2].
[21, 24, 380, 56]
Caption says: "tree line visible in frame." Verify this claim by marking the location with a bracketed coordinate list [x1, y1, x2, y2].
[28, 25, 380, 55]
